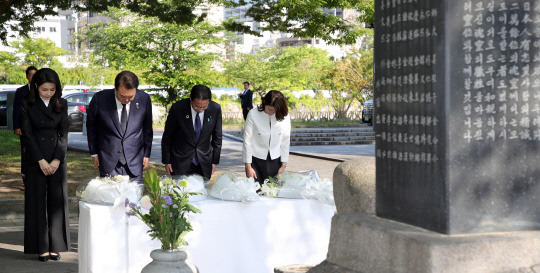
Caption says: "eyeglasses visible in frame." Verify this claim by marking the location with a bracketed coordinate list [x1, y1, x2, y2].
[193, 105, 208, 110]
[191, 101, 208, 110]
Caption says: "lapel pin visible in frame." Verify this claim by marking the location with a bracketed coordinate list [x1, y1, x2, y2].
[136, 102, 139, 109]
[186, 115, 190, 119]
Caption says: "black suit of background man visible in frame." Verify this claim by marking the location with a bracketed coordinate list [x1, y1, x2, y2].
[240, 81, 253, 120]
[13, 66, 38, 186]
[162, 85, 222, 179]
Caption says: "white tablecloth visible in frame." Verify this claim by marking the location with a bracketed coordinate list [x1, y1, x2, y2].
[78, 197, 335, 273]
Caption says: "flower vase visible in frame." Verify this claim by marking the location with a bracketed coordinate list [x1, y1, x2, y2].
[141, 249, 198, 273]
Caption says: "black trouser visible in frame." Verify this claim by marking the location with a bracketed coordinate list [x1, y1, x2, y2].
[105, 161, 142, 183]
[24, 163, 70, 254]
[251, 153, 281, 185]
[171, 163, 205, 179]
[20, 135, 26, 185]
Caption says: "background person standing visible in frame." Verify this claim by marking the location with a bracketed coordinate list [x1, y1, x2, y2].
[239, 81, 253, 120]
[86, 71, 153, 182]
[21, 68, 70, 261]
[13, 65, 38, 186]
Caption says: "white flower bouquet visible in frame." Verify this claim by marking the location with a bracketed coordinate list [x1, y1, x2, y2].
[259, 170, 334, 205]
[77, 175, 143, 206]
[208, 172, 260, 202]
[167, 174, 208, 202]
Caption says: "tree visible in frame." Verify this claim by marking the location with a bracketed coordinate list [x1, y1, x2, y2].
[0, 50, 19, 83]
[322, 45, 373, 119]
[225, 0, 374, 45]
[0, 0, 211, 45]
[225, 47, 289, 97]
[277, 46, 333, 92]
[225, 45, 332, 96]
[345, 47, 374, 103]
[323, 60, 356, 119]
[85, 9, 224, 109]
[11, 37, 68, 67]
[1, 0, 375, 45]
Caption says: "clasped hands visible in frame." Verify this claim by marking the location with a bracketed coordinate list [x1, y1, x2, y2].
[38, 159, 61, 176]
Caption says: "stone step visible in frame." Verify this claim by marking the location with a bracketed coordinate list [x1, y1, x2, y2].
[224, 128, 376, 146]
[224, 128, 375, 136]
[291, 132, 375, 138]
[291, 140, 375, 146]
[290, 136, 375, 142]
[292, 128, 373, 133]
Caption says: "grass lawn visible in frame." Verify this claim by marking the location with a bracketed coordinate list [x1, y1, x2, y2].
[0, 129, 166, 199]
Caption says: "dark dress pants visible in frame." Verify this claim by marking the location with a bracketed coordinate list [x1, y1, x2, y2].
[24, 163, 70, 254]
[171, 163, 204, 178]
[20, 135, 26, 185]
[251, 153, 282, 185]
[106, 161, 142, 183]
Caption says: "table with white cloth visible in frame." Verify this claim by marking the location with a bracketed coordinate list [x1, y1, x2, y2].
[78, 197, 335, 273]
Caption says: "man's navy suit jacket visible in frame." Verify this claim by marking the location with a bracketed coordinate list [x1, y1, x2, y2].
[86, 89, 153, 178]
[161, 98, 222, 179]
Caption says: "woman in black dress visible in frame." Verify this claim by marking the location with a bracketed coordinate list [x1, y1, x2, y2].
[21, 68, 70, 261]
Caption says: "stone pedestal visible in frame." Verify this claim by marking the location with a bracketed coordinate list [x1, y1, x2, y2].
[311, 214, 540, 273]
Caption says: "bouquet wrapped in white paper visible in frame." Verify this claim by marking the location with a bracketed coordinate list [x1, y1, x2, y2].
[78, 175, 143, 207]
[259, 170, 334, 205]
[167, 174, 208, 202]
[209, 172, 260, 202]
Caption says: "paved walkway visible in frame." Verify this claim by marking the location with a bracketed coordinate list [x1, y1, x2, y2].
[68, 131, 375, 173]
[0, 128, 374, 272]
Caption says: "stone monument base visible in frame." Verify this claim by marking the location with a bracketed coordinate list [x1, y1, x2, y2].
[309, 214, 540, 273]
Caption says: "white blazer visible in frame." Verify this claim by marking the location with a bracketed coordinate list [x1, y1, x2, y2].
[242, 108, 291, 163]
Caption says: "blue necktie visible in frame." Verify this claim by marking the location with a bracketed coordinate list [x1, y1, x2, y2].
[119, 104, 127, 164]
[193, 112, 201, 165]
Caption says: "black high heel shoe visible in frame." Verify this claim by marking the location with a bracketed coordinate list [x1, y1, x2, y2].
[49, 253, 61, 261]
[38, 254, 49, 262]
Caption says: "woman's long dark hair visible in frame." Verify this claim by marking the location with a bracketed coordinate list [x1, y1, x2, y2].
[257, 90, 289, 121]
[25, 68, 64, 113]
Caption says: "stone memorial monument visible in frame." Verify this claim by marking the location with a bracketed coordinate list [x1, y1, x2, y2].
[376, 0, 540, 234]
[310, 0, 540, 272]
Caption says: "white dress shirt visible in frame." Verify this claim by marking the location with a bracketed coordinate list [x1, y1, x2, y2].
[91, 95, 132, 158]
[115, 96, 131, 121]
[40, 96, 50, 107]
[242, 108, 291, 164]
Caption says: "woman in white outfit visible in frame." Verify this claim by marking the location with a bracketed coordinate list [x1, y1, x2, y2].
[242, 90, 291, 185]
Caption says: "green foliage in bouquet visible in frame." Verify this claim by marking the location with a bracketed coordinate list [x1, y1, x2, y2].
[125, 168, 201, 250]
[259, 176, 283, 197]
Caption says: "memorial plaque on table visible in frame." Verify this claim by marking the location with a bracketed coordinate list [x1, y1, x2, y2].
[374, 0, 540, 234]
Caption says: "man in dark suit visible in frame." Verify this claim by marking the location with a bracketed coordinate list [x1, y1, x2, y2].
[13, 65, 38, 186]
[239, 81, 253, 120]
[162, 85, 222, 179]
[86, 71, 153, 182]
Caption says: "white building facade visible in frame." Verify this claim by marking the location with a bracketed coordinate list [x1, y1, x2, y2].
[0, 15, 68, 54]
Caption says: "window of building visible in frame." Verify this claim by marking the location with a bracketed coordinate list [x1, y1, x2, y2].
[50, 27, 56, 32]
